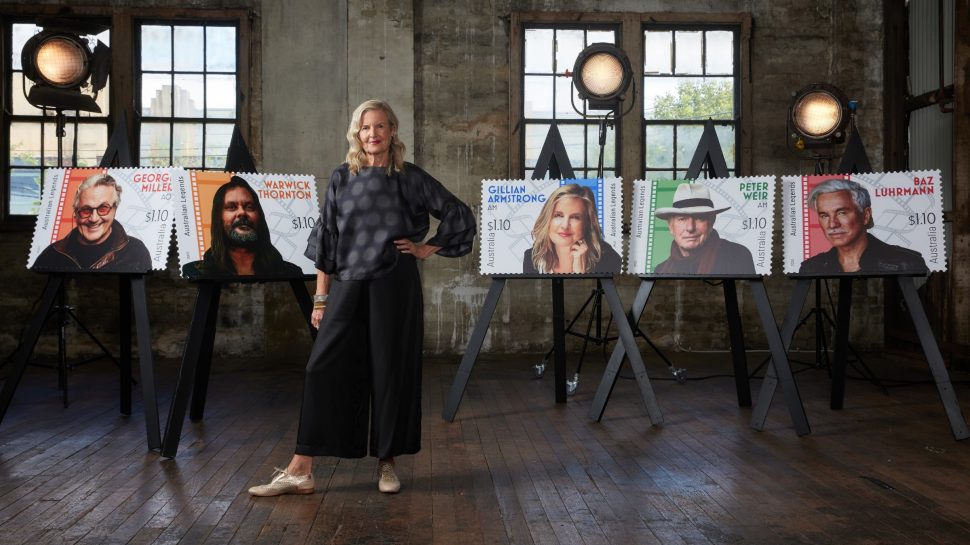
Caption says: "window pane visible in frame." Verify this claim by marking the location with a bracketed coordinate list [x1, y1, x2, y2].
[142, 74, 173, 116]
[587, 30, 614, 45]
[524, 76, 553, 118]
[140, 123, 171, 166]
[555, 30, 584, 73]
[524, 123, 550, 168]
[524, 28, 553, 73]
[644, 170, 673, 181]
[645, 125, 673, 168]
[9, 123, 41, 166]
[174, 26, 205, 71]
[206, 26, 236, 71]
[173, 123, 203, 167]
[12, 25, 41, 70]
[9, 169, 42, 215]
[674, 31, 703, 75]
[644, 31, 672, 75]
[142, 25, 172, 71]
[714, 124, 736, 169]
[206, 75, 237, 118]
[205, 123, 234, 168]
[174, 74, 205, 117]
[706, 31, 734, 75]
[554, 78, 582, 119]
[12, 73, 43, 115]
[75, 124, 109, 166]
[643, 77, 679, 120]
[676, 124, 704, 165]
[647, 77, 734, 121]
[559, 124, 585, 169]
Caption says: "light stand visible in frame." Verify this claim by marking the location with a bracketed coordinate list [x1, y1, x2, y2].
[777, 93, 887, 392]
[20, 20, 116, 407]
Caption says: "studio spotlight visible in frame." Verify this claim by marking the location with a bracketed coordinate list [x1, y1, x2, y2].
[21, 18, 110, 113]
[571, 43, 632, 111]
[788, 83, 849, 150]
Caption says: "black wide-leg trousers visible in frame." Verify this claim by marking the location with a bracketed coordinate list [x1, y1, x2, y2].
[295, 255, 423, 459]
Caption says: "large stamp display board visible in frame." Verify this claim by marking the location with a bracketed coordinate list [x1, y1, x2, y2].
[28, 167, 181, 272]
[479, 178, 623, 275]
[782, 171, 945, 275]
[627, 177, 775, 276]
[176, 171, 318, 278]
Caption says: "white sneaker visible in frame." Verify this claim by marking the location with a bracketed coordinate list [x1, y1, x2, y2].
[378, 461, 401, 494]
[249, 468, 315, 497]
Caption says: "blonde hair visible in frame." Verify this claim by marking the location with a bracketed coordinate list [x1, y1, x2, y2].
[345, 99, 406, 175]
[531, 184, 604, 273]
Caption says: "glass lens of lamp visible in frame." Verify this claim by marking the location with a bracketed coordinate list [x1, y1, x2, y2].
[35, 37, 89, 87]
[581, 52, 623, 97]
[792, 91, 842, 138]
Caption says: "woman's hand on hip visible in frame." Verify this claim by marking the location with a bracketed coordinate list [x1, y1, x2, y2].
[394, 239, 441, 260]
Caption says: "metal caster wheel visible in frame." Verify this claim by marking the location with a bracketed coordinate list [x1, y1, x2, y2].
[566, 373, 579, 396]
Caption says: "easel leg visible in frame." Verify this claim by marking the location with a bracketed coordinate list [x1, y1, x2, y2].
[442, 278, 506, 422]
[599, 279, 663, 425]
[897, 277, 970, 440]
[552, 278, 567, 403]
[751, 278, 812, 433]
[749, 280, 810, 435]
[724, 280, 751, 406]
[588, 279, 653, 421]
[189, 284, 222, 421]
[162, 282, 220, 458]
[0, 276, 63, 426]
[130, 275, 161, 450]
[119, 276, 133, 416]
[830, 278, 853, 410]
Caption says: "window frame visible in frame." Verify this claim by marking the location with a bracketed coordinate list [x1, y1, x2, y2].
[641, 23, 742, 180]
[0, 5, 254, 228]
[519, 22, 623, 180]
[511, 11, 751, 185]
[135, 18, 241, 169]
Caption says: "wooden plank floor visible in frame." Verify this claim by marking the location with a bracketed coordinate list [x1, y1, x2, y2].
[1, 352, 969, 544]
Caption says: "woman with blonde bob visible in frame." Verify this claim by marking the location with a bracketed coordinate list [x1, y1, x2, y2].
[523, 183, 621, 274]
[250, 99, 475, 497]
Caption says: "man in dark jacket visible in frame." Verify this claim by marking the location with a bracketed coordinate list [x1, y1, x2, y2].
[33, 173, 151, 272]
[798, 178, 927, 275]
[653, 183, 756, 275]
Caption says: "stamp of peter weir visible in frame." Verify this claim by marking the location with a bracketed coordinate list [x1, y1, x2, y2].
[176, 170, 318, 278]
[627, 176, 775, 277]
[479, 178, 623, 275]
[28, 167, 182, 273]
[782, 171, 944, 275]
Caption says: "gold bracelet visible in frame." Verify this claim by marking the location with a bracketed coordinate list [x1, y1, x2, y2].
[312, 303, 327, 310]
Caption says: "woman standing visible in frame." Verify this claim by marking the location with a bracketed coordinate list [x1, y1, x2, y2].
[250, 100, 475, 496]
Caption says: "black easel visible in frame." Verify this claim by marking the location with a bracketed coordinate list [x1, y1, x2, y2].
[751, 125, 968, 439]
[587, 119, 811, 435]
[160, 127, 314, 458]
[778, 128, 885, 390]
[751, 275, 968, 440]
[0, 114, 161, 449]
[442, 122, 663, 423]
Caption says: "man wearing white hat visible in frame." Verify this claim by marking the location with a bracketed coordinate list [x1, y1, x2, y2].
[654, 182, 756, 275]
